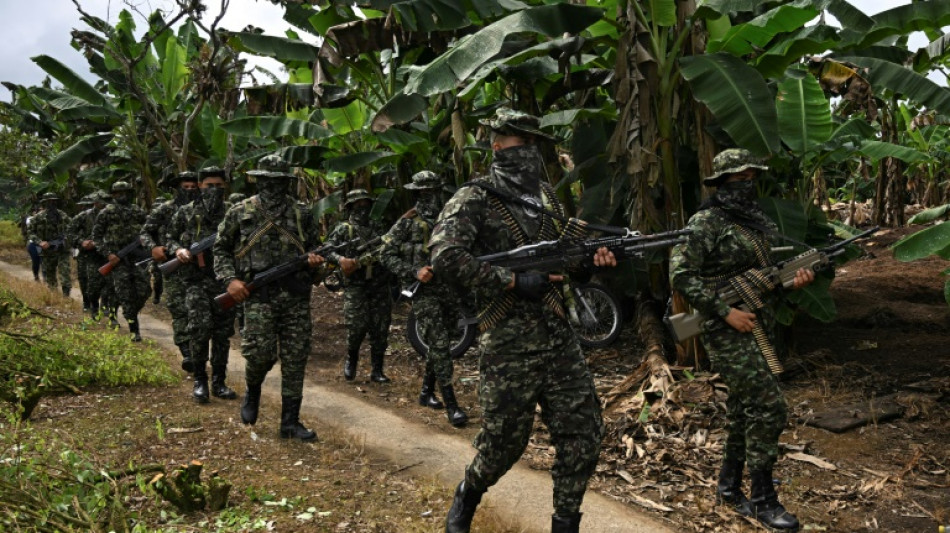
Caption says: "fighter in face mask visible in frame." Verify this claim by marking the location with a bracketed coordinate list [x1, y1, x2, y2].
[253, 156, 296, 214]
[405, 170, 444, 220]
[197, 167, 228, 215]
[111, 180, 134, 205]
[177, 171, 201, 205]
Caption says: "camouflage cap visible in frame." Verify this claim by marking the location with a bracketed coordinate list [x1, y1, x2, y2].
[705, 148, 768, 186]
[228, 193, 246, 203]
[404, 170, 441, 191]
[199, 165, 227, 181]
[92, 190, 110, 203]
[77, 194, 94, 206]
[111, 181, 133, 193]
[479, 107, 555, 141]
[344, 188, 373, 206]
[178, 170, 200, 183]
[247, 154, 293, 180]
[40, 192, 60, 202]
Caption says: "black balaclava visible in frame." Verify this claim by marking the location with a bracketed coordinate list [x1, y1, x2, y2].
[201, 186, 226, 215]
[178, 183, 200, 205]
[258, 177, 291, 212]
[114, 192, 132, 206]
[349, 202, 371, 226]
[415, 191, 443, 220]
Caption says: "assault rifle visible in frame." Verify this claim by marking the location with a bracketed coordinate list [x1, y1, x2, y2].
[666, 226, 879, 342]
[215, 238, 359, 310]
[46, 236, 67, 252]
[476, 229, 691, 272]
[98, 237, 145, 276]
[158, 233, 217, 275]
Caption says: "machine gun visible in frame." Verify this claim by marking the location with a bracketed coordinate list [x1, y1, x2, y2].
[158, 233, 217, 275]
[666, 226, 879, 343]
[477, 229, 691, 272]
[215, 238, 359, 310]
[98, 237, 145, 276]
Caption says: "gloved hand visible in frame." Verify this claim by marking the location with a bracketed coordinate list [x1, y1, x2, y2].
[513, 272, 549, 301]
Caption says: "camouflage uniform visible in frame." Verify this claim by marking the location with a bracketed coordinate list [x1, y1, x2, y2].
[66, 197, 96, 311]
[213, 155, 322, 441]
[167, 168, 236, 403]
[431, 108, 603, 530]
[29, 193, 71, 295]
[669, 148, 799, 531]
[93, 182, 151, 340]
[324, 189, 393, 383]
[380, 170, 466, 424]
[141, 172, 199, 357]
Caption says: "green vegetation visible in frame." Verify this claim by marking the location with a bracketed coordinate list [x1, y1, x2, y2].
[0, 220, 22, 248]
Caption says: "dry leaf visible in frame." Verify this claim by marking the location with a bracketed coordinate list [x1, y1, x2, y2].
[787, 452, 837, 471]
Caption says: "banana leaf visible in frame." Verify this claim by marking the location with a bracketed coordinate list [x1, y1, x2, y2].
[403, 3, 603, 97]
[325, 151, 396, 173]
[908, 204, 950, 225]
[679, 53, 780, 156]
[838, 56, 950, 115]
[707, 0, 826, 56]
[856, 140, 929, 164]
[776, 69, 833, 154]
[892, 221, 950, 261]
[37, 133, 113, 180]
[219, 117, 333, 141]
[31, 55, 113, 109]
[842, 1, 950, 51]
[226, 32, 320, 63]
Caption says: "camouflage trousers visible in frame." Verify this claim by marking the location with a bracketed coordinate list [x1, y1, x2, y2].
[41, 249, 71, 292]
[110, 262, 151, 321]
[75, 253, 97, 303]
[465, 339, 604, 516]
[342, 281, 391, 355]
[184, 276, 234, 368]
[413, 283, 458, 386]
[163, 275, 189, 346]
[703, 325, 788, 471]
[241, 289, 311, 399]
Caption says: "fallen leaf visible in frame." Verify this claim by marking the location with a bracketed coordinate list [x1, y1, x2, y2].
[787, 452, 837, 471]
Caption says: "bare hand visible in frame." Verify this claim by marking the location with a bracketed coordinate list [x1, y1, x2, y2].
[340, 257, 358, 276]
[151, 246, 168, 262]
[307, 253, 325, 268]
[725, 308, 757, 333]
[82, 239, 95, 250]
[592, 247, 617, 267]
[40, 241, 49, 250]
[792, 267, 815, 290]
[175, 248, 192, 264]
[416, 265, 434, 283]
[227, 279, 250, 303]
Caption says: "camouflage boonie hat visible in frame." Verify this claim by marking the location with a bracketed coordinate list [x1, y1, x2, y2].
[178, 170, 200, 183]
[479, 107, 555, 141]
[93, 190, 110, 203]
[404, 170, 441, 191]
[228, 193, 246, 203]
[705, 148, 768, 186]
[247, 154, 292, 180]
[40, 192, 60, 202]
[344, 188, 373, 206]
[77, 194, 94, 206]
[111, 181, 133, 193]
[199, 166, 227, 181]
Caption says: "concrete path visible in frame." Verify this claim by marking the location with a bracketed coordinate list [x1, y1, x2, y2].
[2, 260, 672, 533]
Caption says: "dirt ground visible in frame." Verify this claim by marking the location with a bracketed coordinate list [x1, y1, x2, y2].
[3, 223, 948, 532]
[298, 226, 950, 533]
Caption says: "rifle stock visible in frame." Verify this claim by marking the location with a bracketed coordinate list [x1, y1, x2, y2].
[667, 226, 879, 342]
[98, 237, 144, 276]
[214, 238, 359, 310]
[159, 233, 217, 275]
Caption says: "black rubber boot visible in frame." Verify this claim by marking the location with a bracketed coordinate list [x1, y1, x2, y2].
[370, 350, 391, 383]
[717, 458, 753, 516]
[89, 301, 99, 319]
[418, 371, 444, 409]
[279, 396, 317, 441]
[62, 287, 70, 298]
[128, 317, 142, 342]
[343, 350, 358, 381]
[82, 295, 89, 312]
[108, 308, 119, 328]
[178, 343, 194, 373]
[241, 382, 261, 425]
[192, 365, 210, 404]
[211, 365, 237, 399]
[440, 384, 468, 428]
[551, 513, 582, 533]
[445, 480, 484, 533]
[750, 468, 800, 531]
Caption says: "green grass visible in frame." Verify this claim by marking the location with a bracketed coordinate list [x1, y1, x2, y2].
[0, 220, 22, 247]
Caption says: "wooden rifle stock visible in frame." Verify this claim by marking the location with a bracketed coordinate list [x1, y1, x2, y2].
[98, 237, 144, 276]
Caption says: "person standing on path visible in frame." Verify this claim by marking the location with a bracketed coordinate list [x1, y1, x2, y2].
[669, 148, 814, 532]
[24, 206, 43, 282]
[429, 107, 616, 533]
[141, 171, 201, 370]
[67, 195, 95, 312]
[324, 189, 394, 384]
[213, 154, 325, 441]
[93, 181, 151, 341]
[68, 192, 110, 318]
[167, 166, 237, 404]
[380, 170, 468, 427]
[29, 192, 71, 296]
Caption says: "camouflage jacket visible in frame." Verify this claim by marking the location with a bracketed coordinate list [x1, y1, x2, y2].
[28, 208, 68, 250]
[324, 218, 391, 286]
[140, 199, 178, 251]
[429, 172, 577, 353]
[669, 205, 780, 332]
[66, 209, 97, 255]
[213, 195, 321, 286]
[379, 208, 437, 287]
[166, 201, 226, 281]
[92, 203, 148, 258]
